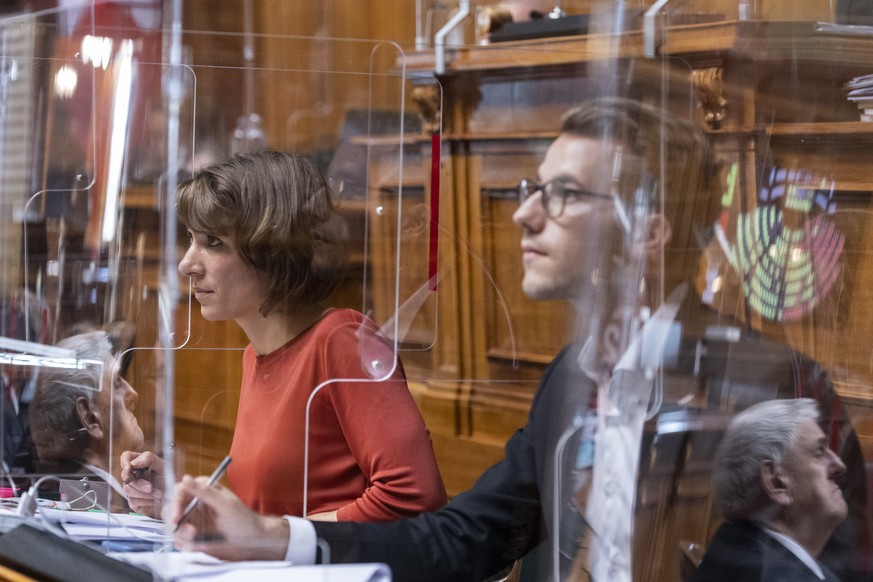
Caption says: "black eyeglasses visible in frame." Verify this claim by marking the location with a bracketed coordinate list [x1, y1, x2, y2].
[517, 178, 612, 218]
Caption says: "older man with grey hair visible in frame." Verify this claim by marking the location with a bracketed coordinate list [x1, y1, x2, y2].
[29, 330, 143, 486]
[693, 398, 848, 582]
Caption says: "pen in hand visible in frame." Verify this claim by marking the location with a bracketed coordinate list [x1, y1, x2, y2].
[122, 468, 147, 486]
[173, 455, 232, 533]
[123, 445, 175, 485]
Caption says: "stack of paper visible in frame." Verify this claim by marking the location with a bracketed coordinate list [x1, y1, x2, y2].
[844, 73, 873, 120]
[37, 506, 168, 544]
[112, 553, 392, 582]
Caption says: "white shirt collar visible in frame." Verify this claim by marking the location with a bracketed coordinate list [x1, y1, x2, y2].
[577, 283, 688, 385]
[757, 523, 826, 580]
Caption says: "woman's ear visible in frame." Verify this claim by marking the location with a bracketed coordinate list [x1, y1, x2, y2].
[75, 396, 104, 440]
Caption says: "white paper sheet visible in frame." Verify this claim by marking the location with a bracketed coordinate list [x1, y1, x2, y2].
[112, 552, 391, 581]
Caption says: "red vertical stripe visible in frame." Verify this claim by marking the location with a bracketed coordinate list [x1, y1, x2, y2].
[428, 133, 441, 291]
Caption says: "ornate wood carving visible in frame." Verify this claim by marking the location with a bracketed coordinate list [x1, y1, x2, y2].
[692, 66, 727, 130]
[411, 83, 441, 134]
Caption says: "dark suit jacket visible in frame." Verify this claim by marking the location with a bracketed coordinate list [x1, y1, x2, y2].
[693, 520, 840, 582]
[695, 335, 869, 582]
[312, 334, 868, 582]
[313, 344, 592, 582]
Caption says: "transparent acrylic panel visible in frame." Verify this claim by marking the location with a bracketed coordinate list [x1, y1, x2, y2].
[5, 1, 870, 581]
[391, 1, 873, 581]
[2, 0, 429, 574]
[166, 27, 434, 542]
[0, 0, 185, 566]
[611, 3, 870, 582]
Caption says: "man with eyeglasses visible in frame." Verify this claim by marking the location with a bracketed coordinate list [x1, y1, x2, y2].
[167, 97, 864, 581]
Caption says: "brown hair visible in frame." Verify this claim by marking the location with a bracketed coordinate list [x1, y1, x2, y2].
[560, 97, 722, 295]
[176, 151, 347, 315]
[560, 96, 720, 210]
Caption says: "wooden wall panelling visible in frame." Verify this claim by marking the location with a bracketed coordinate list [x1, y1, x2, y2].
[356, 133, 484, 494]
[429, 140, 466, 382]
[459, 142, 538, 445]
[475, 139, 570, 363]
[472, 138, 570, 443]
[181, 3, 246, 151]
[452, 142, 480, 382]
[717, 27, 873, 411]
[418, 136, 484, 496]
[255, 1, 415, 155]
[255, 2, 333, 152]
[360, 138, 435, 367]
[436, 141, 491, 490]
[173, 307, 246, 475]
[846, 210, 873, 457]
[634, 420, 726, 582]
[412, 67, 595, 494]
[400, 16, 873, 581]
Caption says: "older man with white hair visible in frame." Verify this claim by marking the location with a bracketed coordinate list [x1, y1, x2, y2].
[694, 398, 848, 582]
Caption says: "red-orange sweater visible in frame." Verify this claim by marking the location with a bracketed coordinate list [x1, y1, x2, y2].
[228, 308, 446, 522]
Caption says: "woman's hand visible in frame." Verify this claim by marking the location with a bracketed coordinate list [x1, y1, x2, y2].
[120, 450, 165, 518]
[306, 510, 338, 521]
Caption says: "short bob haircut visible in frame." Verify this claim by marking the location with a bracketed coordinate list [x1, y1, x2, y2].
[176, 151, 347, 316]
[713, 398, 819, 521]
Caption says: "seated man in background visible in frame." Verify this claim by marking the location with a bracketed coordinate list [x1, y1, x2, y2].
[28, 330, 143, 501]
[693, 398, 847, 582]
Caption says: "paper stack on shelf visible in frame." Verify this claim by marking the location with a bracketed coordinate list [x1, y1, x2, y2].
[817, 21, 873, 36]
[844, 73, 873, 121]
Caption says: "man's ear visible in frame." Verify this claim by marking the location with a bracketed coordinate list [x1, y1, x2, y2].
[75, 396, 104, 440]
[644, 213, 672, 276]
[761, 459, 791, 507]
[644, 213, 672, 253]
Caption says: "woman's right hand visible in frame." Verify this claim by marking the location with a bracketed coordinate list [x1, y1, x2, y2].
[120, 450, 165, 518]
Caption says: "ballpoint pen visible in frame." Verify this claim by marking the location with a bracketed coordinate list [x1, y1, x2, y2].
[173, 455, 232, 532]
[123, 444, 175, 485]
[122, 468, 147, 486]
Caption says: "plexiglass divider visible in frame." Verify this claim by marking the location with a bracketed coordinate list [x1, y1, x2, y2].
[1, 0, 178, 555]
[400, 2, 872, 581]
[3, 1, 872, 581]
[0, 0, 429, 577]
